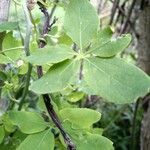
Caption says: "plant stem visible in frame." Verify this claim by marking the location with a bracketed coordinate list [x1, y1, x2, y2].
[37, 1, 76, 149]
[131, 98, 141, 150]
[18, 3, 32, 110]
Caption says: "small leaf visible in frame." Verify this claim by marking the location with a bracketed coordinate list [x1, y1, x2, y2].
[64, 0, 99, 49]
[8, 111, 48, 134]
[27, 45, 75, 65]
[0, 22, 18, 32]
[82, 57, 150, 103]
[17, 130, 54, 150]
[92, 34, 132, 57]
[67, 92, 84, 102]
[30, 59, 80, 94]
[60, 108, 101, 128]
[0, 126, 5, 144]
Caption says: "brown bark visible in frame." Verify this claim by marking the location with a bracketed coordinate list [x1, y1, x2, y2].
[137, 6, 150, 75]
[136, 2, 150, 150]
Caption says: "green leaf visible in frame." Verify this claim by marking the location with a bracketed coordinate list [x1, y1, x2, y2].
[2, 32, 22, 61]
[27, 45, 75, 65]
[67, 91, 84, 102]
[64, 0, 99, 49]
[30, 59, 80, 94]
[8, 111, 48, 134]
[17, 130, 54, 150]
[0, 22, 18, 32]
[60, 108, 101, 128]
[76, 133, 114, 150]
[0, 126, 5, 144]
[0, 54, 12, 64]
[82, 57, 150, 103]
[92, 34, 132, 57]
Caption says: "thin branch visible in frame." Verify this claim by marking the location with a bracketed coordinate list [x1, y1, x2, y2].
[37, 1, 76, 149]
[109, 0, 119, 25]
[120, 0, 137, 34]
[110, 0, 127, 17]
[18, 3, 33, 110]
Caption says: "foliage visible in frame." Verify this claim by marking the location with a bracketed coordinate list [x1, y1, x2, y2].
[0, 0, 150, 150]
